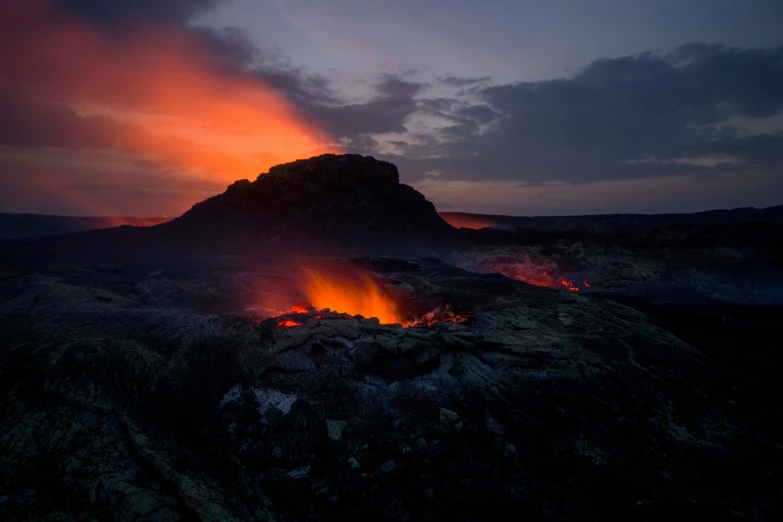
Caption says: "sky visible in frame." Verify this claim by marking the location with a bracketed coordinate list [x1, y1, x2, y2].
[1, 0, 782, 216]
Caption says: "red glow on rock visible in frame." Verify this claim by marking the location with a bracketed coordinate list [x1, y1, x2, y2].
[405, 305, 469, 328]
[278, 319, 303, 327]
[290, 300, 313, 314]
[558, 279, 582, 291]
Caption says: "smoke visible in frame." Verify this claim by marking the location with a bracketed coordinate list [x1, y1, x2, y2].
[0, 1, 340, 215]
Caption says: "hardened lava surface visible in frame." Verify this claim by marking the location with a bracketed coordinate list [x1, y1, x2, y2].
[0, 257, 780, 521]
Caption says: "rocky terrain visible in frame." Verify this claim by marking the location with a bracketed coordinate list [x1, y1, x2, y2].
[1, 257, 781, 521]
[1, 154, 782, 521]
[452, 222, 783, 305]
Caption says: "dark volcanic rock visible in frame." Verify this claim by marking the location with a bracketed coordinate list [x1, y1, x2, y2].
[169, 154, 457, 255]
[1, 257, 780, 521]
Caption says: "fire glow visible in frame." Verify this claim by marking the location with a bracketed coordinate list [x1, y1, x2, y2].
[278, 319, 303, 328]
[466, 255, 593, 292]
[302, 269, 403, 325]
[0, 1, 341, 216]
[262, 269, 471, 328]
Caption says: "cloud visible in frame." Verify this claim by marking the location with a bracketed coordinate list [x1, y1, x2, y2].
[309, 77, 426, 139]
[0, 87, 126, 149]
[0, 1, 339, 215]
[437, 76, 492, 87]
[0, 146, 225, 216]
[380, 44, 783, 186]
[3, 1, 782, 216]
[54, 0, 225, 24]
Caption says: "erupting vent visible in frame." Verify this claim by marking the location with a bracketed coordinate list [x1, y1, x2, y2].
[302, 269, 403, 324]
[245, 269, 471, 328]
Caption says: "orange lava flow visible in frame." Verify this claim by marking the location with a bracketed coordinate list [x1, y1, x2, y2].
[559, 280, 582, 291]
[278, 319, 303, 327]
[302, 270, 403, 325]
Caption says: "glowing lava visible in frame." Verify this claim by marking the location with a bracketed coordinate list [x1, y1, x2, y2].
[404, 305, 469, 328]
[278, 319, 303, 327]
[302, 269, 403, 325]
[560, 280, 580, 291]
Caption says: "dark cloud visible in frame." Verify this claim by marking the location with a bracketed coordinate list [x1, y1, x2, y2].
[173, 27, 427, 140]
[438, 76, 492, 87]
[376, 76, 428, 98]
[55, 0, 224, 24]
[192, 26, 261, 66]
[253, 62, 340, 107]
[297, 77, 426, 138]
[382, 44, 783, 184]
[0, 87, 126, 149]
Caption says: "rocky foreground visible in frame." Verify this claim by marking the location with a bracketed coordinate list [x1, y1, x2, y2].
[1, 257, 780, 521]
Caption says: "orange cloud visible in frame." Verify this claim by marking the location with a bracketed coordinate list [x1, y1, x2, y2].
[0, 1, 341, 214]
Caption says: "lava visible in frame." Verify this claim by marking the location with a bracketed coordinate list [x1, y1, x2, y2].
[268, 269, 472, 327]
[302, 269, 403, 325]
[404, 305, 469, 328]
[278, 319, 303, 327]
[559, 280, 580, 291]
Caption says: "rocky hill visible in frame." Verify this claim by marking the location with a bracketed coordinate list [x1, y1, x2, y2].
[0, 155, 460, 265]
[168, 154, 458, 254]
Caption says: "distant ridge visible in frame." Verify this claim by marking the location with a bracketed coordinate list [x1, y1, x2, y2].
[439, 205, 783, 230]
[0, 214, 171, 239]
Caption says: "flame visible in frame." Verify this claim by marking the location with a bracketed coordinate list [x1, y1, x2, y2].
[302, 269, 403, 325]
[0, 1, 341, 216]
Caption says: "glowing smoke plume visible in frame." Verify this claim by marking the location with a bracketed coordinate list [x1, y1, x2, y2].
[0, 1, 341, 215]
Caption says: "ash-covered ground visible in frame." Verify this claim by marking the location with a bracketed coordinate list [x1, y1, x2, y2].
[1, 155, 781, 521]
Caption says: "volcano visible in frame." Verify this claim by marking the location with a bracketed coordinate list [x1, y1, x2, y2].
[171, 154, 458, 255]
[0, 154, 460, 266]
[1, 155, 782, 521]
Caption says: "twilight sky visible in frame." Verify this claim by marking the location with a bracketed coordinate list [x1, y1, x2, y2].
[1, 0, 782, 216]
